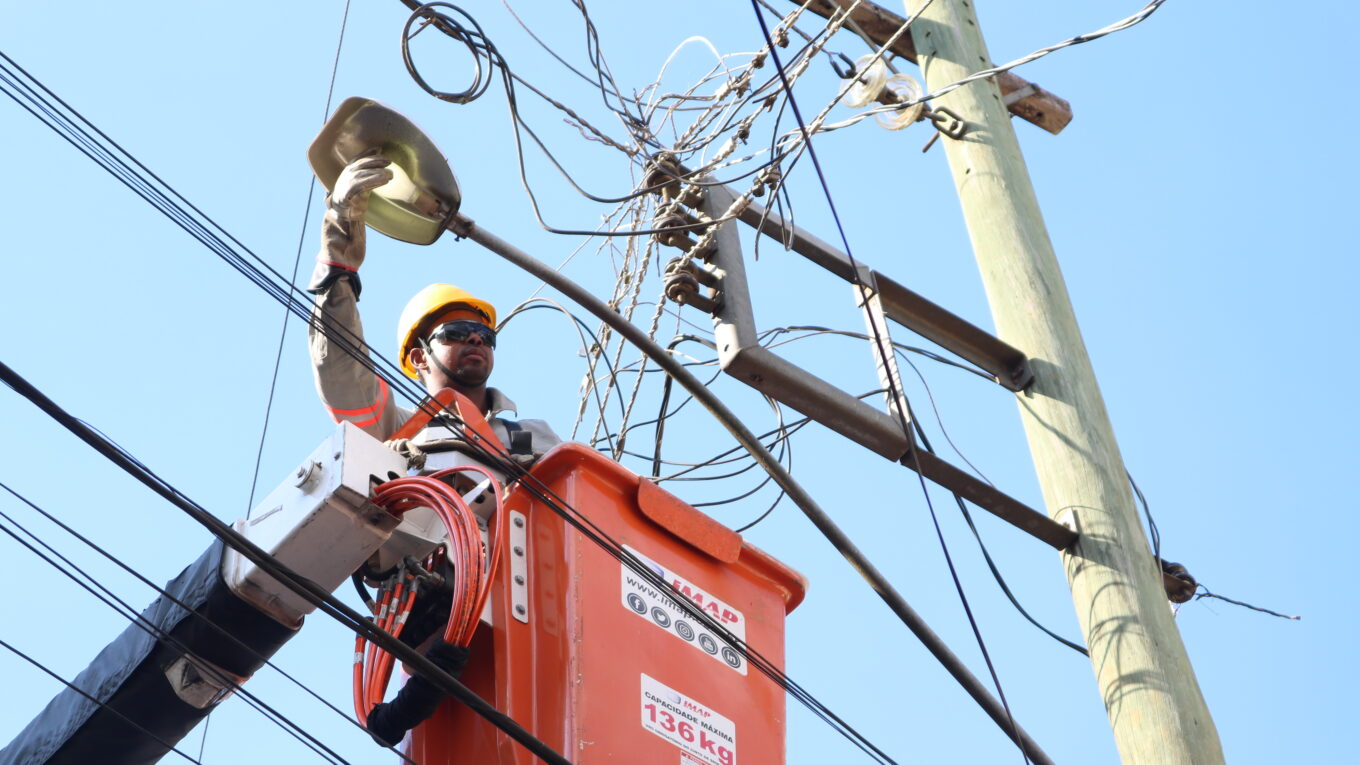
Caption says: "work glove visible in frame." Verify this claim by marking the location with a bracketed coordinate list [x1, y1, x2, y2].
[306, 153, 394, 297]
[366, 641, 471, 747]
[383, 437, 428, 471]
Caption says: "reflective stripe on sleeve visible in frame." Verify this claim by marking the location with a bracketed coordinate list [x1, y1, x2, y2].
[327, 377, 389, 428]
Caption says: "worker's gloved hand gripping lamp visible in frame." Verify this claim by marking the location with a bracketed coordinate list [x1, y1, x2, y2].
[308, 97, 460, 246]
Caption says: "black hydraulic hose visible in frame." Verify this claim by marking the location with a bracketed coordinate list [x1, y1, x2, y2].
[452, 214, 1056, 765]
[0, 359, 573, 765]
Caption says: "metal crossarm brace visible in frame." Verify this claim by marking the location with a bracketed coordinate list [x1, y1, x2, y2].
[735, 199, 1033, 391]
[700, 186, 1071, 549]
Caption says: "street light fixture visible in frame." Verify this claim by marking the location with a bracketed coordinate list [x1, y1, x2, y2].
[308, 96, 460, 246]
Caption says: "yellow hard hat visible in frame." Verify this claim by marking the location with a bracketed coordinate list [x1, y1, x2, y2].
[397, 283, 498, 378]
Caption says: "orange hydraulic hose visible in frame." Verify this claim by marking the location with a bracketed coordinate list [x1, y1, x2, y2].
[355, 581, 395, 724]
[367, 578, 404, 709]
[365, 578, 419, 716]
[352, 631, 368, 722]
[353, 469, 506, 724]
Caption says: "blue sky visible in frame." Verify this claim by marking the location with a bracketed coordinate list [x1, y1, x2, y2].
[1, 1, 1354, 763]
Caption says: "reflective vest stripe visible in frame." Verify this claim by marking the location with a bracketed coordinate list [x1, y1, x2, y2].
[328, 377, 389, 428]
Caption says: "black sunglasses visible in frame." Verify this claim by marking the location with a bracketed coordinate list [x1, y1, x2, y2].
[428, 320, 497, 349]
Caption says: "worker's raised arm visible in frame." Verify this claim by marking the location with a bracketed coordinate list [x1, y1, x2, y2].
[306, 154, 410, 441]
[308, 280, 408, 440]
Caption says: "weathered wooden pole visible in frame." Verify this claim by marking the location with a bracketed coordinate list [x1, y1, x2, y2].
[904, 1, 1223, 762]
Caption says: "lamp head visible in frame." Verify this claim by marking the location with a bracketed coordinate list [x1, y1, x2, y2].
[308, 97, 459, 245]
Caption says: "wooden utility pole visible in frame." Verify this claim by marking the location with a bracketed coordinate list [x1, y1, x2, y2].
[904, 1, 1224, 762]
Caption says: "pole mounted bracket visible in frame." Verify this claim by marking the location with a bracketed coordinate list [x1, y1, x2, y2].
[732, 194, 1034, 392]
[694, 183, 1070, 550]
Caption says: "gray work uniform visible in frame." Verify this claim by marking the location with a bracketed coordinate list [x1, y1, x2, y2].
[308, 279, 562, 458]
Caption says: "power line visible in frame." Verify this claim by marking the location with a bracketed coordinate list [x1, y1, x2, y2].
[499, 299, 629, 453]
[0, 358, 575, 764]
[4, 36, 1047, 762]
[0, 636, 205, 765]
[247, 0, 356, 517]
[0, 50, 908, 739]
[890, 351, 1087, 656]
[0, 479, 423, 765]
[463, 218, 1060, 763]
[0, 488, 354, 764]
[3, 351, 902, 764]
[893, 0, 1172, 113]
[749, 3, 1038, 763]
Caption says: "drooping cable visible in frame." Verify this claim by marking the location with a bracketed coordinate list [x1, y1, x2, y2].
[895, 0, 1172, 113]
[499, 299, 628, 452]
[397, 2, 785, 237]
[0, 636, 205, 765]
[1127, 470, 1161, 567]
[247, 0, 355, 517]
[897, 412, 1089, 657]
[0, 480, 421, 764]
[0, 490, 352, 764]
[0, 360, 575, 765]
[461, 220, 1059, 764]
[5, 46, 1035, 762]
[0, 49, 484, 471]
[0, 54, 890, 759]
[747, 4, 1037, 762]
[890, 350, 1088, 656]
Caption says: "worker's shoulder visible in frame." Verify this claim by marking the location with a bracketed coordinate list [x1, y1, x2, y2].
[499, 416, 563, 446]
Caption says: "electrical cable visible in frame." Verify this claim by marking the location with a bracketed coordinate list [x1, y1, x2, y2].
[399, 2, 799, 238]
[0, 480, 421, 765]
[894, 0, 1173, 113]
[247, 0, 355, 517]
[892, 348, 996, 482]
[651, 335, 719, 477]
[880, 349, 1088, 655]
[4, 353, 900, 765]
[895, 417, 1089, 657]
[4, 42, 1050, 762]
[766, 325, 995, 381]
[0, 360, 575, 765]
[733, 484, 788, 533]
[378, 469, 506, 647]
[196, 718, 211, 764]
[748, 4, 1040, 763]
[402, 3, 496, 104]
[1128, 470, 1161, 568]
[499, 299, 628, 454]
[0, 43, 503, 513]
[1, 23, 885, 758]
[499, 0, 633, 104]
[687, 394, 792, 507]
[661, 417, 815, 482]
[1192, 586, 1300, 621]
[0, 52, 437, 428]
[0, 636, 205, 765]
[0, 492, 353, 765]
[458, 218, 1056, 763]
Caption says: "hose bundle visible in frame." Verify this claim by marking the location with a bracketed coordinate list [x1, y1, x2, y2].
[352, 466, 506, 728]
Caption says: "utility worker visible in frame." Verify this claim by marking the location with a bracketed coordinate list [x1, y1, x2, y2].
[305, 153, 561, 460]
[304, 153, 562, 746]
